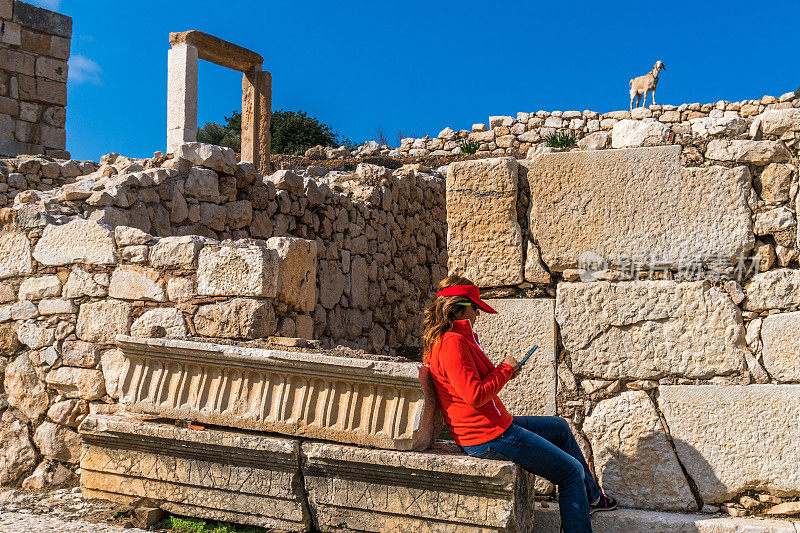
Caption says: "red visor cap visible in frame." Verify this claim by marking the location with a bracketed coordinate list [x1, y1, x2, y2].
[435, 284, 498, 314]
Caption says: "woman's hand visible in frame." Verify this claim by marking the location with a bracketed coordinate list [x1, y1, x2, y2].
[503, 356, 520, 374]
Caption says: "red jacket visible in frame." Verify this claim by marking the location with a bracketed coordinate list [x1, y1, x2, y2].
[427, 319, 515, 446]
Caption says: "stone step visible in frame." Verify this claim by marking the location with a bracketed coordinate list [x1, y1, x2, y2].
[533, 503, 800, 533]
[115, 335, 438, 450]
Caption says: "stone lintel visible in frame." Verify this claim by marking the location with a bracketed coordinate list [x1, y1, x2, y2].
[116, 335, 438, 451]
[79, 414, 309, 531]
[169, 30, 263, 72]
[302, 441, 533, 532]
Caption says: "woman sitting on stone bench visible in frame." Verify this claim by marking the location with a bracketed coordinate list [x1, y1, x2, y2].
[424, 275, 616, 533]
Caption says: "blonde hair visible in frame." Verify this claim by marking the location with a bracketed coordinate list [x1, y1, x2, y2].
[422, 275, 475, 363]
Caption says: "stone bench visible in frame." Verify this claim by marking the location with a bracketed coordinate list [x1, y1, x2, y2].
[303, 440, 534, 532]
[79, 414, 309, 530]
[79, 414, 534, 532]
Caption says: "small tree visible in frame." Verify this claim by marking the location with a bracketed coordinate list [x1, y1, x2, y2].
[197, 109, 343, 155]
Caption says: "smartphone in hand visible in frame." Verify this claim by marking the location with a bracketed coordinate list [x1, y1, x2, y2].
[518, 345, 538, 369]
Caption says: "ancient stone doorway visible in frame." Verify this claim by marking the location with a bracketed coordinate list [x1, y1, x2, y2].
[166, 30, 271, 174]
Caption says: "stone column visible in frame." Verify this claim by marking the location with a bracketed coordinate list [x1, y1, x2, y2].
[166, 43, 198, 153]
[241, 66, 271, 175]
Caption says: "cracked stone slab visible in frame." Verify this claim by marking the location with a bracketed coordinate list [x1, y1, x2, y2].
[583, 391, 696, 511]
[522, 146, 754, 272]
[446, 157, 523, 287]
[556, 280, 746, 379]
[473, 298, 557, 416]
[302, 440, 533, 532]
[79, 414, 310, 531]
[658, 385, 800, 503]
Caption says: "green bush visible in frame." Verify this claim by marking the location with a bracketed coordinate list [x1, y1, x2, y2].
[544, 131, 577, 148]
[459, 139, 480, 155]
[197, 109, 344, 155]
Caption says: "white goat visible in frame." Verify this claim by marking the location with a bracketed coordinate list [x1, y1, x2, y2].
[629, 61, 666, 110]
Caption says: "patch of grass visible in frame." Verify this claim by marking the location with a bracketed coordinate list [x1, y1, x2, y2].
[459, 139, 480, 155]
[544, 131, 577, 148]
[160, 515, 267, 533]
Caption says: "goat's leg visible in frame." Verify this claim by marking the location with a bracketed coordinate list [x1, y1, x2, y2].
[651, 88, 657, 106]
[630, 92, 635, 111]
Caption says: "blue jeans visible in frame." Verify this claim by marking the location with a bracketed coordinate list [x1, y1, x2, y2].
[461, 416, 601, 533]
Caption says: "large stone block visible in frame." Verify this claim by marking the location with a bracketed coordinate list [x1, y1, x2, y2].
[756, 108, 800, 136]
[193, 298, 275, 339]
[33, 219, 117, 266]
[116, 336, 439, 451]
[473, 299, 557, 416]
[446, 158, 523, 287]
[583, 391, 696, 511]
[46, 366, 106, 400]
[743, 268, 800, 311]
[130, 307, 188, 339]
[268, 237, 317, 312]
[657, 385, 800, 503]
[524, 146, 754, 271]
[76, 300, 132, 344]
[761, 311, 800, 381]
[0, 409, 37, 485]
[0, 231, 33, 279]
[197, 242, 278, 297]
[79, 414, 310, 531]
[302, 441, 533, 532]
[150, 235, 207, 268]
[611, 118, 671, 148]
[108, 265, 166, 301]
[556, 280, 746, 379]
[4, 353, 49, 420]
[706, 140, 791, 165]
[175, 142, 236, 174]
[33, 421, 82, 463]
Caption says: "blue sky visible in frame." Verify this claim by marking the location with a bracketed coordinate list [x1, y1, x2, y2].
[33, 0, 800, 161]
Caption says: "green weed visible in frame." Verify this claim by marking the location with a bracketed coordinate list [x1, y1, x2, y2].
[459, 139, 480, 155]
[160, 515, 267, 533]
[544, 131, 577, 148]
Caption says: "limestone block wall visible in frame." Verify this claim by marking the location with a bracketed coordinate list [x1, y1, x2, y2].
[447, 110, 800, 517]
[0, 1, 72, 158]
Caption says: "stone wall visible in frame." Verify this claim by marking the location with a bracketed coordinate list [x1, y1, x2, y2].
[1, 143, 447, 353]
[341, 91, 800, 159]
[0, 0, 72, 158]
[446, 106, 800, 518]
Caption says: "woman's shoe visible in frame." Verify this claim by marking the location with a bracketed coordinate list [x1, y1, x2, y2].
[590, 493, 617, 514]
